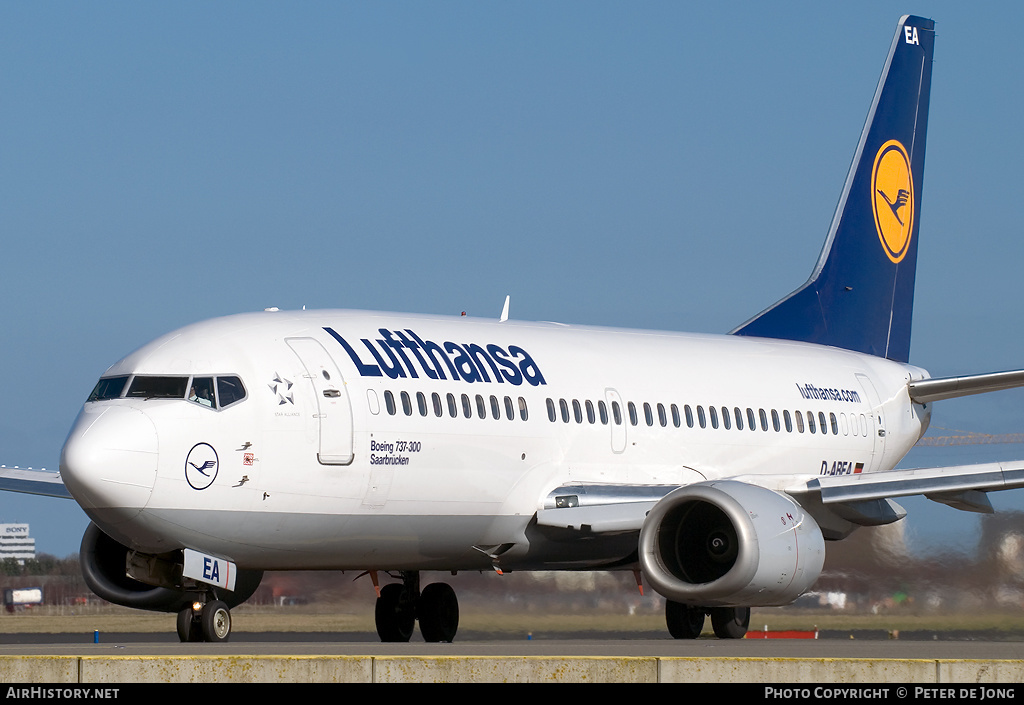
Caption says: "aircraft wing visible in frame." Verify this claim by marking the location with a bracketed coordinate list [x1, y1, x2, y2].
[796, 461, 1024, 515]
[535, 458, 1024, 539]
[0, 467, 73, 499]
[535, 484, 673, 534]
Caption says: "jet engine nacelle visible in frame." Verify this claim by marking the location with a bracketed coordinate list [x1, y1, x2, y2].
[79, 522, 262, 612]
[638, 481, 825, 607]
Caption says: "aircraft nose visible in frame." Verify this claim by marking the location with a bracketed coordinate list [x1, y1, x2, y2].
[59, 404, 158, 526]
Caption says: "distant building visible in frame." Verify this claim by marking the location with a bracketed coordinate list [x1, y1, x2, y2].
[0, 524, 35, 564]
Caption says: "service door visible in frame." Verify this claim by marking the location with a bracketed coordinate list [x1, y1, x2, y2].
[855, 373, 887, 472]
[286, 337, 354, 465]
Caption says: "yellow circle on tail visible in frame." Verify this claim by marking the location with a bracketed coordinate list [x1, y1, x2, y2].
[871, 140, 914, 263]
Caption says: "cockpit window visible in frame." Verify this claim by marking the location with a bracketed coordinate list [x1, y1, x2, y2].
[87, 376, 129, 402]
[127, 376, 189, 399]
[87, 374, 246, 409]
[189, 377, 216, 408]
[216, 376, 246, 408]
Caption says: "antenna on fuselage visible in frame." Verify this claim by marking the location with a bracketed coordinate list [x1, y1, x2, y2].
[499, 295, 510, 323]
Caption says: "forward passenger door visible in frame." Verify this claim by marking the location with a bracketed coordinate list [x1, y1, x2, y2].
[286, 337, 354, 465]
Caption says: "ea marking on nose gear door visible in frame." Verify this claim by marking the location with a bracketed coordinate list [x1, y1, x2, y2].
[185, 442, 219, 490]
[871, 139, 914, 263]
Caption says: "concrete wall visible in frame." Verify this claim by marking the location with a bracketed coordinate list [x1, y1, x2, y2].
[0, 656, 1021, 683]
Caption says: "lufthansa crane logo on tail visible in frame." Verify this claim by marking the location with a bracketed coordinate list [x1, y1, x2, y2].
[871, 139, 914, 263]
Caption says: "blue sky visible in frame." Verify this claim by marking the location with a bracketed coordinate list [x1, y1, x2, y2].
[2, 1, 1023, 559]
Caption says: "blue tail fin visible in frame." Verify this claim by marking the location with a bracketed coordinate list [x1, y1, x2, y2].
[732, 15, 934, 363]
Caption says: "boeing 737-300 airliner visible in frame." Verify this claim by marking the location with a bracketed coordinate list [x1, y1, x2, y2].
[5, 15, 1024, 643]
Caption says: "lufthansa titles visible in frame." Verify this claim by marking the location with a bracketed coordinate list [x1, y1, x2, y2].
[325, 327, 546, 386]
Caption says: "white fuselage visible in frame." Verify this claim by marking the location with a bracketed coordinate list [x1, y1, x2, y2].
[58, 309, 931, 572]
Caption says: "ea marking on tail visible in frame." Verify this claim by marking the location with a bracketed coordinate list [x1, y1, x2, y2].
[904, 26, 920, 45]
[871, 139, 914, 263]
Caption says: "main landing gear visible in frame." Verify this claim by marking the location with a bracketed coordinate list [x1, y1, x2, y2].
[665, 601, 749, 639]
[375, 571, 460, 643]
[177, 599, 232, 642]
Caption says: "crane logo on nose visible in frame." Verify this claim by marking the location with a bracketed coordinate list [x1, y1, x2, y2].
[185, 443, 219, 490]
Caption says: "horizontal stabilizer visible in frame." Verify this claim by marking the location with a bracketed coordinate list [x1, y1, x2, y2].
[908, 369, 1024, 403]
[0, 467, 72, 499]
